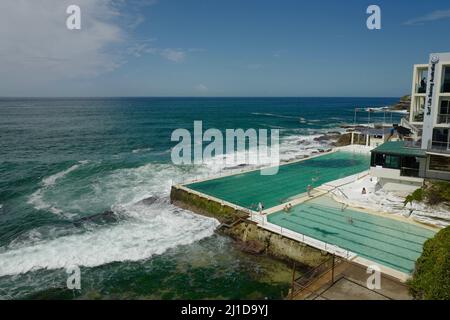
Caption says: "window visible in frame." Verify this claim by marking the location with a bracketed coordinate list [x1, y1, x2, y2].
[412, 96, 425, 122]
[438, 99, 450, 124]
[432, 128, 449, 151]
[442, 66, 450, 93]
[400, 156, 421, 177]
[385, 155, 400, 169]
[429, 155, 450, 172]
[432, 128, 449, 142]
[372, 153, 400, 169]
[372, 153, 385, 166]
[440, 99, 449, 115]
[417, 68, 428, 93]
[401, 156, 420, 169]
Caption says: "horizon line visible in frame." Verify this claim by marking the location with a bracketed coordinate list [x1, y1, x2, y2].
[0, 96, 402, 99]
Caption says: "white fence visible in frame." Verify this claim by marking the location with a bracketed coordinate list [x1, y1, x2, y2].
[249, 212, 357, 260]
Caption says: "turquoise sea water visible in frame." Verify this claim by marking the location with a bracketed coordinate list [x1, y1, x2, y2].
[0, 97, 400, 299]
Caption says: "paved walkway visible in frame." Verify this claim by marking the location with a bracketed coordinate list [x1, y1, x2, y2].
[294, 260, 412, 300]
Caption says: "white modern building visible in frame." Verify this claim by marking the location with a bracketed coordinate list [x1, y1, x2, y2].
[370, 52, 450, 190]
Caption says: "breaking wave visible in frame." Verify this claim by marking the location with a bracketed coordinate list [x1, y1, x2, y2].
[0, 203, 218, 276]
[1, 131, 336, 276]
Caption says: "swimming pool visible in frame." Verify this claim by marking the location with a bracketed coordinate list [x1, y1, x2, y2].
[267, 196, 436, 274]
[187, 151, 370, 210]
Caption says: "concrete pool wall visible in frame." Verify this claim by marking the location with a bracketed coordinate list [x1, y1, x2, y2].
[170, 184, 330, 268]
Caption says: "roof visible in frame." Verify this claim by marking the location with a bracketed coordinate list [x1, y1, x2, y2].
[371, 141, 426, 157]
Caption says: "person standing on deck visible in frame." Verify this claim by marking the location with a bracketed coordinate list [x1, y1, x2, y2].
[307, 185, 313, 197]
[257, 202, 264, 215]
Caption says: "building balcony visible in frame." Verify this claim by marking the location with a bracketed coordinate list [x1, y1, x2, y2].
[416, 84, 427, 94]
[412, 112, 424, 122]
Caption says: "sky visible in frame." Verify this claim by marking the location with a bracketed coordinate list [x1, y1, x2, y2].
[1, 0, 450, 97]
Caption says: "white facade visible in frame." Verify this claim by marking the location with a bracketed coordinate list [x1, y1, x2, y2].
[421, 52, 450, 150]
[409, 63, 428, 126]
[370, 53, 450, 186]
[408, 52, 450, 181]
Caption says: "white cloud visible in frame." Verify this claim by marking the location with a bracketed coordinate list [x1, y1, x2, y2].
[0, 0, 125, 82]
[194, 84, 208, 93]
[126, 40, 158, 57]
[126, 43, 187, 62]
[404, 9, 450, 25]
[160, 48, 185, 63]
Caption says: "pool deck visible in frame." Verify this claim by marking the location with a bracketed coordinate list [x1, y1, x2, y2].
[172, 145, 437, 282]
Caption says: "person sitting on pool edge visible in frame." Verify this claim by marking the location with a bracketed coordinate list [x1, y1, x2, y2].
[283, 203, 293, 213]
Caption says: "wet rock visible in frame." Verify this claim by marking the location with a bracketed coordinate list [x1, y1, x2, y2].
[314, 134, 341, 142]
[334, 133, 351, 147]
[138, 196, 159, 206]
[235, 240, 266, 254]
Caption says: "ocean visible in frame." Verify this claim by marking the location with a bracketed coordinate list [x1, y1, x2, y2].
[0, 97, 400, 299]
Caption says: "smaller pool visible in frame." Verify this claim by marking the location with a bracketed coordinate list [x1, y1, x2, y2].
[267, 196, 436, 274]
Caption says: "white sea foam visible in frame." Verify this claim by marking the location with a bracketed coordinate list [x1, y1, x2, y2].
[42, 162, 85, 188]
[2, 159, 219, 275]
[3, 131, 336, 276]
[132, 148, 153, 154]
[27, 161, 89, 216]
[0, 204, 218, 276]
[251, 112, 300, 120]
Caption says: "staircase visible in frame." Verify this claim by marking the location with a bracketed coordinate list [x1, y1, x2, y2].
[400, 118, 421, 141]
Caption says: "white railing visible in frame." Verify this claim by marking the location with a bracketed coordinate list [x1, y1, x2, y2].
[249, 214, 356, 260]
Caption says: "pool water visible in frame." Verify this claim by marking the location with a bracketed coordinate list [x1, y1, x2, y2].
[267, 196, 436, 274]
[187, 151, 370, 210]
